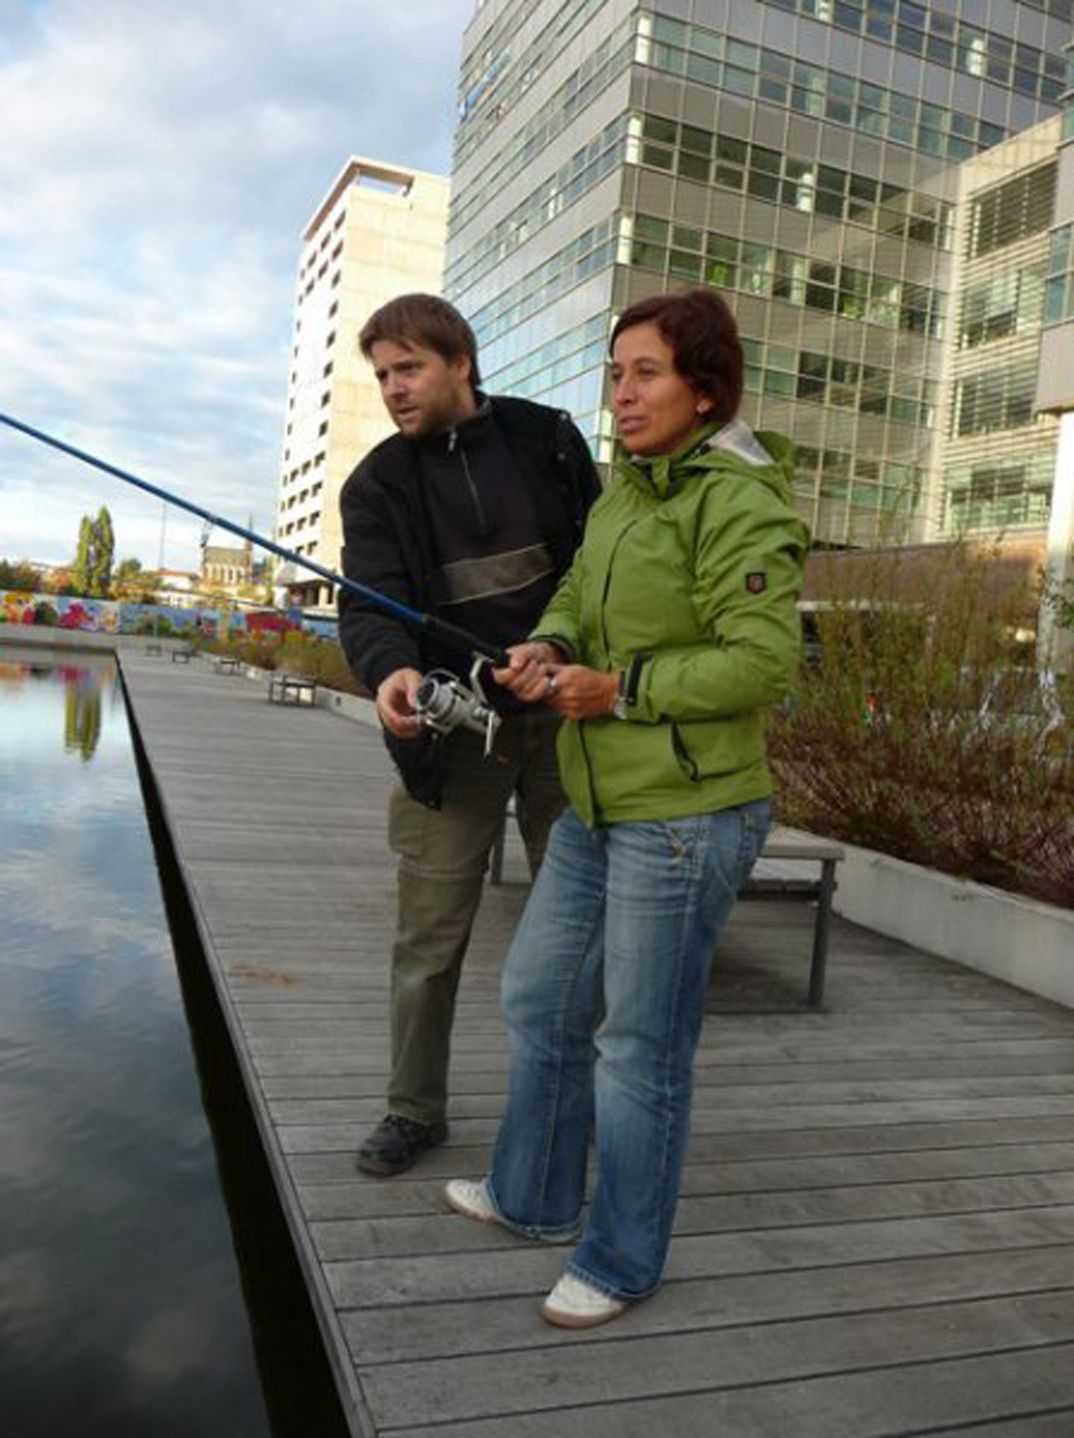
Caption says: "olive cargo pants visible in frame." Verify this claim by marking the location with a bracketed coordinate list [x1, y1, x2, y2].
[386, 709, 564, 1125]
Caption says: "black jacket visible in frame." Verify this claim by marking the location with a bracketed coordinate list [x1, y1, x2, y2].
[338, 394, 600, 805]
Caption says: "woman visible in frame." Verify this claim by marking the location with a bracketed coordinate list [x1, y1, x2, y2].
[445, 288, 808, 1327]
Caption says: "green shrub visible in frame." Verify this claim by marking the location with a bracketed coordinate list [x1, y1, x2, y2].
[275, 631, 361, 693]
[770, 544, 1073, 909]
[134, 614, 174, 637]
[208, 629, 363, 694]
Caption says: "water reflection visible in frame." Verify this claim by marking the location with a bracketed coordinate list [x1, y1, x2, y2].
[0, 652, 115, 768]
[0, 654, 275, 1436]
[63, 673, 103, 761]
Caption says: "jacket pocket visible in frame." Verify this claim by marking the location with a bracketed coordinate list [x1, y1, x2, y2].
[670, 716, 763, 783]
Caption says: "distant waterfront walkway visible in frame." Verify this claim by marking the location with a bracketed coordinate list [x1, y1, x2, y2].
[118, 647, 1074, 1437]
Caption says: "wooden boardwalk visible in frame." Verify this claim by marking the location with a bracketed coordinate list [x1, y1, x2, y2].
[118, 648, 1074, 1438]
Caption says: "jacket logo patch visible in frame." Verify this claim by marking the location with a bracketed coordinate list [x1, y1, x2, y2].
[745, 571, 767, 593]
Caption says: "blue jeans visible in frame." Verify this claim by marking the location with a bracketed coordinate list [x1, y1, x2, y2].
[487, 799, 769, 1299]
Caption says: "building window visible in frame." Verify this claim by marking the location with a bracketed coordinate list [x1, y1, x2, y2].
[638, 13, 1016, 160]
[969, 163, 1057, 259]
[945, 453, 1054, 534]
[629, 213, 944, 337]
[960, 267, 1045, 347]
[952, 363, 1039, 436]
[1044, 225, 1074, 326]
[629, 116, 954, 250]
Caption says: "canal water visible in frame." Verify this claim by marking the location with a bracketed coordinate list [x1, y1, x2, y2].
[0, 648, 348, 1437]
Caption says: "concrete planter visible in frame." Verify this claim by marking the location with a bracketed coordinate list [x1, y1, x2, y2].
[1, 624, 121, 653]
[833, 839, 1074, 1010]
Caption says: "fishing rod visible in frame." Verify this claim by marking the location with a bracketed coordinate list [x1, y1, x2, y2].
[0, 411, 509, 667]
[0, 410, 510, 751]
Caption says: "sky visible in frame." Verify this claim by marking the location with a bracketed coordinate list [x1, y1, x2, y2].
[0, 0, 474, 572]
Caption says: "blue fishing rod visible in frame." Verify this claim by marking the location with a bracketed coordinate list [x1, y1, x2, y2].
[0, 410, 509, 667]
[0, 410, 510, 751]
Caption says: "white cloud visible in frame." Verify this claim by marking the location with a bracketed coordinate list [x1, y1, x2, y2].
[0, 0, 473, 568]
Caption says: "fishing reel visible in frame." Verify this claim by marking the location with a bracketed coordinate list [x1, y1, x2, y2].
[414, 658, 501, 756]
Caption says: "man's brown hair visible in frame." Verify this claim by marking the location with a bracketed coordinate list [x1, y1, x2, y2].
[359, 293, 482, 387]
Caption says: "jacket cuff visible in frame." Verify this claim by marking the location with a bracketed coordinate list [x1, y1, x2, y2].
[617, 652, 650, 716]
[530, 631, 576, 663]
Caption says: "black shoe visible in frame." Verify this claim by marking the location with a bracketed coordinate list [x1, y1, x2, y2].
[356, 1114, 448, 1176]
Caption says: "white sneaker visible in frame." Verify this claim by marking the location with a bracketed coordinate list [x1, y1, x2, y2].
[539, 1271, 628, 1329]
[444, 1177, 499, 1225]
[444, 1179, 582, 1244]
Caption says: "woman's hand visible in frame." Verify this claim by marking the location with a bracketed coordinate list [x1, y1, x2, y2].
[492, 641, 566, 702]
[493, 645, 618, 719]
[542, 665, 618, 720]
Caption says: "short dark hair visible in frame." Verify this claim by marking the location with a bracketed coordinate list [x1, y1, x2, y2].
[610, 287, 743, 424]
[359, 293, 482, 387]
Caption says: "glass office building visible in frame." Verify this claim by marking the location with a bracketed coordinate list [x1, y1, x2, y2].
[933, 116, 1061, 538]
[446, 0, 1071, 547]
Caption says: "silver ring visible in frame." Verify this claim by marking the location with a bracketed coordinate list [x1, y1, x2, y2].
[545, 674, 557, 693]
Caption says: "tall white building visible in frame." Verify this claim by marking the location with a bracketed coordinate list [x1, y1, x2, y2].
[274, 158, 449, 611]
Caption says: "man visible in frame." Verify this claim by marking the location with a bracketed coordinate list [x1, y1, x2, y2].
[338, 293, 600, 1176]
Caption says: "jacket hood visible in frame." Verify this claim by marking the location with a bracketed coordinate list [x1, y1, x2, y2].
[617, 418, 797, 506]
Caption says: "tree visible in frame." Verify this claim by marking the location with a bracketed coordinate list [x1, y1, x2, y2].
[115, 556, 143, 585]
[1041, 569, 1074, 634]
[0, 558, 42, 591]
[113, 555, 157, 602]
[92, 506, 114, 595]
[71, 507, 116, 597]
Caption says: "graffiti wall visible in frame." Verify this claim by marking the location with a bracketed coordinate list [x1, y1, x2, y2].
[0, 591, 338, 641]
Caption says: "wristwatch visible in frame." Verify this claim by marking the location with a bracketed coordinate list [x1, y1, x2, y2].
[612, 670, 630, 720]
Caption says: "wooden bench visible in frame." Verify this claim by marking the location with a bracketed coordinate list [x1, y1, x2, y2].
[489, 815, 842, 1007]
[268, 674, 317, 706]
[145, 641, 162, 656]
[737, 825, 843, 1007]
[214, 655, 240, 674]
[170, 645, 192, 663]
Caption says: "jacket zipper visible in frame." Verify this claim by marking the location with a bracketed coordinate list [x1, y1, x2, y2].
[577, 516, 641, 824]
[598, 518, 640, 659]
[671, 722, 701, 781]
[577, 721, 600, 824]
[448, 427, 489, 536]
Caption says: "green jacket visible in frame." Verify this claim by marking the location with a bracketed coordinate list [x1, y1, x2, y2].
[533, 420, 808, 826]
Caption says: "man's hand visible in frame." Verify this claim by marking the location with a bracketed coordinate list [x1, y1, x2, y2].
[492, 641, 566, 702]
[375, 666, 424, 737]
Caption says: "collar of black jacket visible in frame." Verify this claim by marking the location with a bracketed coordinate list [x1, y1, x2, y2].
[419, 393, 494, 452]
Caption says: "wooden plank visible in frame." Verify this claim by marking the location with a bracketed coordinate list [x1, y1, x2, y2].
[389, 1347, 1074, 1437]
[341, 1244, 1074, 1365]
[358, 1292, 1074, 1431]
[310, 1172, 1074, 1264]
[300, 1143, 1074, 1223]
[325, 1205, 1074, 1311]
[763, 824, 845, 861]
